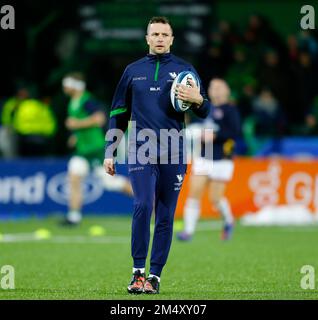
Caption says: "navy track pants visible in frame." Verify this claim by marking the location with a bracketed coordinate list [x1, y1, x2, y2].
[129, 162, 186, 277]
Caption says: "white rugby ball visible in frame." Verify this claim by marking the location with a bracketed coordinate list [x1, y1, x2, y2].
[170, 71, 200, 112]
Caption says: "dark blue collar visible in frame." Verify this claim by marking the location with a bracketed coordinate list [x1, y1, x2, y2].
[146, 52, 172, 62]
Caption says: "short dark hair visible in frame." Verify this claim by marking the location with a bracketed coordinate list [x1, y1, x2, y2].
[147, 16, 173, 34]
[64, 71, 86, 82]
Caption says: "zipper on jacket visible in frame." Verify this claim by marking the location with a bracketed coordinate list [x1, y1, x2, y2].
[154, 59, 160, 81]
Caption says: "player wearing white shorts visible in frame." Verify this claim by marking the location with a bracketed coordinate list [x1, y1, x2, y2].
[177, 79, 241, 240]
[62, 72, 133, 225]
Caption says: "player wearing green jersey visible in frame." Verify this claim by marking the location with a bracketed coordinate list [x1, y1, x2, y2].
[62, 72, 133, 224]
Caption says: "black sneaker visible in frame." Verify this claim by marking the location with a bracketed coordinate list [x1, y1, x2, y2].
[143, 276, 160, 294]
[127, 270, 145, 294]
[59, 218, 80, 227]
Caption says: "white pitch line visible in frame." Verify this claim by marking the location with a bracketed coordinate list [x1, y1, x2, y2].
[0, 233, 130, 244]
[1, 222, 316, 244]
[0, 221, 223, 244]
[1, 234, 43, 242]
[195, 220, 223, 230]
[52, 235, 130, 243]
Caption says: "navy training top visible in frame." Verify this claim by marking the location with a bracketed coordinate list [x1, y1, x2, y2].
[201, 103, 241, 160]
[105, 52, 210, 163]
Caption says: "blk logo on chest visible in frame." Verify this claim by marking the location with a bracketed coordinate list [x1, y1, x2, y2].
[150, 87, 161, 92]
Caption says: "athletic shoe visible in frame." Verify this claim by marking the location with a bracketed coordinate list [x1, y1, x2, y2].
[143, 276, 160, 294]
[60, 211, 82, 226]
[176, 231, 192, 241]
[127, 270, 145, 294]
[221, 223, 233, 241]
[59, 218, 80, 227]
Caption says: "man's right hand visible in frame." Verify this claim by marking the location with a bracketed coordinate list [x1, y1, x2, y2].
[104, 158, 115, 176]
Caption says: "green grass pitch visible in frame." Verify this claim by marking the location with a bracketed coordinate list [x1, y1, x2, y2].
[0, 215, 318, 300]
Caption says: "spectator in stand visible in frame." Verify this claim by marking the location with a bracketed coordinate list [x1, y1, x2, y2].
[0, 84, 31, 158]
[297, 96, 318, 136]
[252, 87, 286, 137]
[258, 49, 291, 119]
[286, 34, 299, 64]
[205, 31, 229, 79]
[292, 51, 318, 120]
[13, 97, 57, 156]
[225, 45, 257, 120]
[298, 30, 318, 62]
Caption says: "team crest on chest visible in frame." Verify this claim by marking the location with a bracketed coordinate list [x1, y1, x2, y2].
[169, 72, 177, 79]
[213, 109, 224, 119]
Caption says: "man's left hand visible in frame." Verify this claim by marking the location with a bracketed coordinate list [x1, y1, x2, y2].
[175, 79, 203, 106]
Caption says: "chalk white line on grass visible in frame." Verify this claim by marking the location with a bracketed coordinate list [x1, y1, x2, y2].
[196, 220, 223, 230]
[2, 221, 316, 244]
[0, 233, 130, 244]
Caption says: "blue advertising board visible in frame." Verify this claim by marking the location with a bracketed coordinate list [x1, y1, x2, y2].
[0, 158, 133, 217]
[255, 137, 318, 158]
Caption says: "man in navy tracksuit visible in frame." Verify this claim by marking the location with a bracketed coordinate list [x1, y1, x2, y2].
[104, 16, 210, 294]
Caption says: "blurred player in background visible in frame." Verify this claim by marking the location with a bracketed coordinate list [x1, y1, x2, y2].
[177, 79, 241, 241]
[62, 72, 133, 225]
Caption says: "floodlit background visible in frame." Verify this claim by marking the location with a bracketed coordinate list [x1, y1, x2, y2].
[0, 0, 318, 299]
